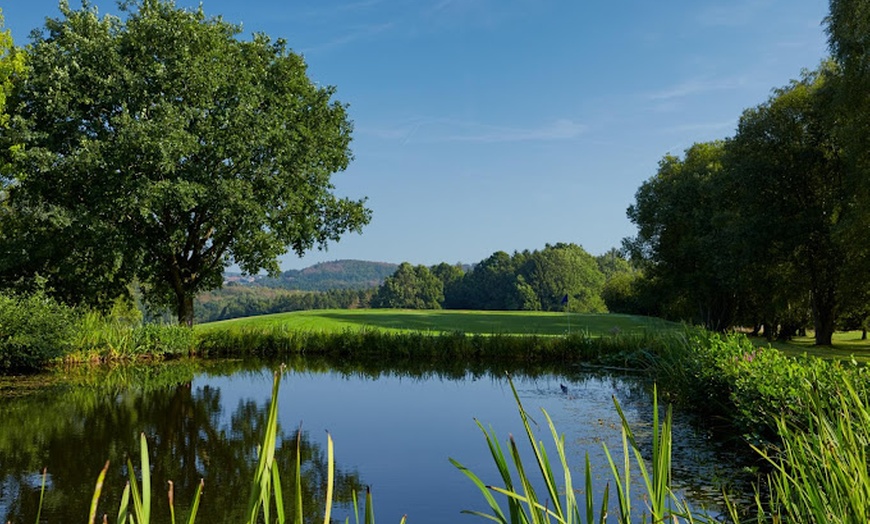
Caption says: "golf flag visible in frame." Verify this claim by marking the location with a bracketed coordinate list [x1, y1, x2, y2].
[561, 294, 569, 306]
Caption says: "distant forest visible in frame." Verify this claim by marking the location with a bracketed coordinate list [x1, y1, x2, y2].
[197, 247, 636, 323]
[225, 260, 398, 291]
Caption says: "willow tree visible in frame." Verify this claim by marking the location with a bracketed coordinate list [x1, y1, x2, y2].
[2, 0, 370, 324]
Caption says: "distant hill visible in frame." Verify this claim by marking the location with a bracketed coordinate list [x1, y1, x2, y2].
[225, 259, 398, 291]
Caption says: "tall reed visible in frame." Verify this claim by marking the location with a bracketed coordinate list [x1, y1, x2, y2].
[68, 312, 195, 363]
[452, 376, 713, 524]
[740, 372, 870, 524]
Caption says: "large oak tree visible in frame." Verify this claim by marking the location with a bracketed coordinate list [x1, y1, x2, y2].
[1, 0, 370, 324]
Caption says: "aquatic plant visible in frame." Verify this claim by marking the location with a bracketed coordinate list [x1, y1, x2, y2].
[452, 377, 712, 524]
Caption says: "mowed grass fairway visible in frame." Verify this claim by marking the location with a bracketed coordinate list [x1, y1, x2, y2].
[751, 330, 870, 361]
[197, 309, 676, 336]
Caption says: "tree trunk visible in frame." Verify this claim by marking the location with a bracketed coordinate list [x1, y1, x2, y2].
[176, 292, 195, 327]
[812, 289, 836, 346]
[863, 328, 867, 341]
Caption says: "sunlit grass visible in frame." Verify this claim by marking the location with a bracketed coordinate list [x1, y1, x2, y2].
[748, 329, 870, 362]
[196, 309, 677, 337]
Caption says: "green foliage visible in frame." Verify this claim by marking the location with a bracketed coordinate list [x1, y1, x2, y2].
[371, 262, 443, 309]
[69, 310, 194, 361]
[0, 288, 77, 370]
[0, 8, 25, 129]
[520, 243, 606, 313]
[447, 245, 606, 313]
[623, 63, 867, 343]
[430, 262, 465, 308]
[625, 141, 740, 331]
[453, 378, 705, 524]
[727, 64, 847, 345]
[749, 374, 870, 523]
[454, 250, 525, 310]
[2, 0, 369, 325]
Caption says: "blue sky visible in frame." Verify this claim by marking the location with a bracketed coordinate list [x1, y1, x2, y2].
[4, 0, 830, 270]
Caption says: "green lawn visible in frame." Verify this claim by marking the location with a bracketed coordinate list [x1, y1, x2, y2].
[750, 330, 870, 361]
[197, 309, 676, 336]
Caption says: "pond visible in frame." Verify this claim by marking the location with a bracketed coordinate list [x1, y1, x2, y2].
[0, 359, 751, 523]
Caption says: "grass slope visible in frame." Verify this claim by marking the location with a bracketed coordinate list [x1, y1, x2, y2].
[197, 309, 676, 336]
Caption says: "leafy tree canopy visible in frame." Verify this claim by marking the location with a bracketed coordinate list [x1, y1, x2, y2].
[371, 262, 443, 309]
[0, 0, 370, 324]
[0, 9, 25, 129]
[519, 243, 606, 313]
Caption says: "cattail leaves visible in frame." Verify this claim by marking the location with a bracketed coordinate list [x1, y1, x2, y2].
[454, 377, 705, 524]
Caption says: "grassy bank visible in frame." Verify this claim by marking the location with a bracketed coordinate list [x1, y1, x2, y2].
[196, 309, 676, 336]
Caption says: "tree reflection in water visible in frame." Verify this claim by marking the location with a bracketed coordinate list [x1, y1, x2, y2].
[0, 371, 362, 524]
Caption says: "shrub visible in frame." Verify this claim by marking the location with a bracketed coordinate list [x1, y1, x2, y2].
[0, 290, 78, 370]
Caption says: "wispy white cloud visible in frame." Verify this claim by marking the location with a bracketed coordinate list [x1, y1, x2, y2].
[441, 119, 586, 143]
[297, 0, 389, 20]
[695, 0, 773, 27]
[419, 0, 535, 30]
[646, 77, 748, 101]
[301, 22, 395, 53]
[362, 117, 587, 144]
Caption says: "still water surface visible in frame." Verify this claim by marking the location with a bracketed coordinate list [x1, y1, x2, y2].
[0, 361, 747, 523]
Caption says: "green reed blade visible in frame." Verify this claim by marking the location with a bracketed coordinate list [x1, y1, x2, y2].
[35, 468, 46, 524]
[139, 433, 151, 524]
[473, 419, 523, 523]
[295, 427, 303, 524]
[89, 461, 109, 524]
[506, 435, 546, 524]
[507, 377, 563, 519]
[168, 481, 176, 524]
[602, 432, 631, 522]
[364, 486, 375, 524]
[585, 455, 593, 524]
[597, 482, 609, 524]
[450, 457, 509, 524]
[486, 485, 566, 524]
[117, 481, 131, 524]
[246, 369, 283, 524]
[127, 457, 144, 524]
[323, 432, 335, 524]
[186, 479, 204, 524]
[542, 409, 579, 524]
[459, 509, 510, 524]
[352, 489, 360, 524]
[272, 461, 285, 524]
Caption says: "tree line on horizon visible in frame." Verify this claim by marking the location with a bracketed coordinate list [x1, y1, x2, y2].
[370, 243, 636, 313]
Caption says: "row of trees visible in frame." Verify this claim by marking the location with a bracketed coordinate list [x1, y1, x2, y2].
[0, 1, 369, 325]
[371, 243, 638, 313]
[622, 1, 870, 345]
